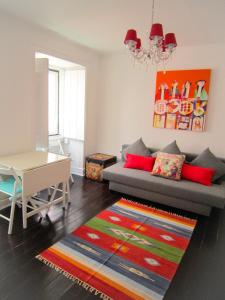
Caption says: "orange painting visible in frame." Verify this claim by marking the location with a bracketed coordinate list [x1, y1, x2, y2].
[153, 69, 211, 131]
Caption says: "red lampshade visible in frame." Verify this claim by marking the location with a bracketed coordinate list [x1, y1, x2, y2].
[136, 38, 141, 49]
[165, 33, 177, 47]
[149, 23, 163, 40]
[124, 29, 137, 44]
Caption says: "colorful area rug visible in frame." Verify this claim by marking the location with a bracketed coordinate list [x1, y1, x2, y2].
[36, 199, 197, 300]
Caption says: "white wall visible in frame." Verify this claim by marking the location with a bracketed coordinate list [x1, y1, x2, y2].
[97, 44, 225, 158]
[35, 58, 49, 151]
[0, 11, 100, 157]
[1, 9, 225, 164]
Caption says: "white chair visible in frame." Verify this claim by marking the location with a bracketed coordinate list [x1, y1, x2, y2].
[48, 138, 73, 203]
[57, 139, 74, 184]
[0, 167, 22, 234]
[49, 138, 74, 184]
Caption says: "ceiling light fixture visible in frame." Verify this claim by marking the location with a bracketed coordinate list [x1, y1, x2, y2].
[124, 0, 177, 68]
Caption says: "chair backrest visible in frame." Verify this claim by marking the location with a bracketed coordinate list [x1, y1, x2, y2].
[0, 167, 16, 176]
[57, 140, 65, 155]
[49, 138, 70, 157]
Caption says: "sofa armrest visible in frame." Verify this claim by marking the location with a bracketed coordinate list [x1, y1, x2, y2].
[219, 181, 225, 197]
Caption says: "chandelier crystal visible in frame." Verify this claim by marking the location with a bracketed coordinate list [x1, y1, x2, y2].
[124, 0, 177, 67]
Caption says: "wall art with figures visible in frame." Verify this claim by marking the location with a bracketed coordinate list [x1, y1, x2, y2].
[153, 69, 211, 131]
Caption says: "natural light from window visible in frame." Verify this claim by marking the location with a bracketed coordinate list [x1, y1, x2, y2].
[48, 70, 59, 135]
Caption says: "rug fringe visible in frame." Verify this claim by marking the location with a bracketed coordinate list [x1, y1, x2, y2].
[120, 198, 197, 223]
[36, 255, 112, 300]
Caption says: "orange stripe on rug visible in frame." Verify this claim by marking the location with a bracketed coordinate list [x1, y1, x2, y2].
[48, 247, 147, 300]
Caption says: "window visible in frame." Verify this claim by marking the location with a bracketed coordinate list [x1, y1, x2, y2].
[61, 69, 85, 140]
[48, 69, 59, 135]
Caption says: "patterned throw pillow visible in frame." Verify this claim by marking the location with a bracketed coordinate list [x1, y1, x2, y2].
[152, 152, 185, 180]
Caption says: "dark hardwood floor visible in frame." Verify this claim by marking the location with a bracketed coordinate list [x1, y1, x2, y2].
[0, 176, 225, 300]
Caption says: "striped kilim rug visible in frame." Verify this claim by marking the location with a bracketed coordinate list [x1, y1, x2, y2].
[36, 199, 197, 300]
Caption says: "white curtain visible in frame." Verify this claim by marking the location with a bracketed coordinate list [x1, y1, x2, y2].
[60, 69, 85, 140]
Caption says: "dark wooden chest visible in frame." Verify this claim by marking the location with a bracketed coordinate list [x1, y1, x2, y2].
[85, 153, 117, 182]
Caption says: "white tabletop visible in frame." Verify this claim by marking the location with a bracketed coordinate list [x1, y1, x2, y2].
[0, 151, 69, 172]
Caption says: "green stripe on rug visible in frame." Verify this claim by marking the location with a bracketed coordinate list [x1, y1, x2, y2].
[86, 217, 184, 264]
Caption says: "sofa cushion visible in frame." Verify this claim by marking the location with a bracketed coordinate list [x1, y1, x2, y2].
[152, 152, 185, 180]
[181, 163, 215, 186]
[103, 162, 225, 208]
[152, 140, 181, 157]
[121, 138, 151, 161]
[191, 148, 225, 182]
[124, 154, 156, 172]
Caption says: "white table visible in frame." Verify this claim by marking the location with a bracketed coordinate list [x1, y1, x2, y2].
[0, 151, 71, 229]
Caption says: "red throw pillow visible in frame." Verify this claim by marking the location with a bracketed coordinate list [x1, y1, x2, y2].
[124, 154, 156, 172]
[181, 163, 215, 186]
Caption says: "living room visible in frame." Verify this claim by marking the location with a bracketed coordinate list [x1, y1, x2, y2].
[0, 1, 224, 300]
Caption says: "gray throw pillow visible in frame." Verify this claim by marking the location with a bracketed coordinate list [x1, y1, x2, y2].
[122, 138, 151, 161]
[191, 148, 225, 181]
[152, 140, 181, 157]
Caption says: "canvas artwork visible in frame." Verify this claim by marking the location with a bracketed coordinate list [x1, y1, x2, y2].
[153, 69, 211, 131]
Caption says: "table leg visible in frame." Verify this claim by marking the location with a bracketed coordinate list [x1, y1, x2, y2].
[8, 199, 16, 235]
[66, 181, 71, 205]
[22, 195, 27, 229]
[62, 182, 66, 209]
[45, 184, 58, 216]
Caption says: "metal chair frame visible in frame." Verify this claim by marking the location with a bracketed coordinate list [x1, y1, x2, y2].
[0, 167, 22, 234]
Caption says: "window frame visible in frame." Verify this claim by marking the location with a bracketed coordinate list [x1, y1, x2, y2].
[48, 68, 60, 136]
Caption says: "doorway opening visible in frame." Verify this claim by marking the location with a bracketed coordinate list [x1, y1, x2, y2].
[35, 52, 86, 176]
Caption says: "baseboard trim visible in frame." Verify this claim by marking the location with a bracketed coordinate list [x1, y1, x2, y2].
[71, 166, 85, 177]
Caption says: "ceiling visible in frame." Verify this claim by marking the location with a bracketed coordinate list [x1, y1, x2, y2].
[0, 0, 224, 53]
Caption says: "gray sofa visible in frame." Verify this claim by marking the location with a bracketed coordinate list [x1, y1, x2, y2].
[103, 150, 225, 216]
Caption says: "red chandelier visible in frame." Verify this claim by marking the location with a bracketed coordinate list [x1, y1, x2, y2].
[124, 0, 177, 66]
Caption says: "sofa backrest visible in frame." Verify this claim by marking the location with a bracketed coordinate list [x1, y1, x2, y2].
[122, 144, 225, 162]
[121, 144, 225, 182]
[149, 148, 225, 164]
